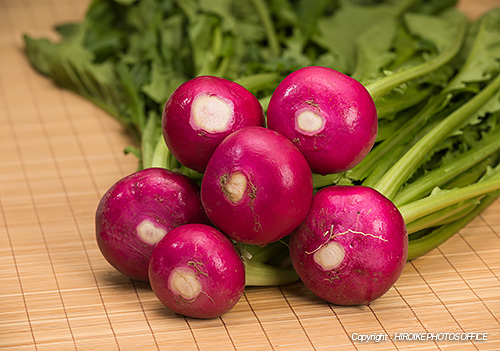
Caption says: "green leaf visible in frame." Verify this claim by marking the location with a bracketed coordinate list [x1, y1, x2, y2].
[141, 111, 162, 169]
[115, 61, 146, 133]
[199, 0, 235, 31]
[351, 18, 398, 83]
[24, 35, 53, 76]
[394, 125, 500, 206]
[313, 3, 397, 74]
[296, 0, 333, 39]
[114, 0, 136, 5]
[404, 9, 465, 54]
[365, 9, 467, 101]
[54, 22, 81, 39]
[142, 59, 186, 104]
[445, 8, 500, 92]
[373, 72, 500, 200]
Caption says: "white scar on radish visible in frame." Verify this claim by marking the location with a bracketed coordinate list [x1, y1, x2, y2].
[307, 225, 388, 270]
[313, 241, 345, 270]
[169, 267, 202, 301]
[192, 95, 233, 132]
[295, 109, 325, 136]
[222, 172, 247, 203]
[137, 219, 166, 244]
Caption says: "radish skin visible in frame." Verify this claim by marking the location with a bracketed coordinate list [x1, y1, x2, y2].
[267, 66, 378, 175]
[162, 76, 264, 173]
[289, 185, 408, 305]
[201, 126, 313, 246]
[148, 224, 245, 319]
[95, 168, 208, 282]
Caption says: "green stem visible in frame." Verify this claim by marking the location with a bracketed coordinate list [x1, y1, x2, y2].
[365, 15, 467, 101]
[355, 8, 496, 184]
[141, 116, 159, 169]
[266, 248, 292, 269]
[376, 111, 410, 142]
[259, 95, 272, 114]
[312, 173, 349, 189]
[195, 25, 224, 77]
[177, 166, 203, 182]
[443, 159, 491, 189]
[405, 198, 478, 234]
[350, 96, 443, 181]
[234, 72, 281, 94]
[166, 149, 180, 171]
[243, 257, 299, 286]
[375, 86, 432, 119]
[362, 144, 408, 187]
[238, 240, 288, 263]
[407, 195, 497, 260]
[394, 130, 500, 206]
[374, 73, 500, 200]
[150, 135, 169, 169]
[399, 174, 500, 224]
[116, 63, 146, 133]
[216, 55, 231, 77]
[251, 0, 280, 57]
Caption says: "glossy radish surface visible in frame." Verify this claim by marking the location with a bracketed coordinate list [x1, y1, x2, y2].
[267, 66, 378, 175]
[162, 75, 264, 173]
[201, 126, 313, 246]
[289, 185, 408, 305]
[95, 168, 208, 282]
[148, 223, 245, 319]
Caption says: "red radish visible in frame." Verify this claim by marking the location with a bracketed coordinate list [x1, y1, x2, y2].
[201, 126, 313, 246]
[95, 168, 208, 282]
[162, 75, 265, 173]
[289, 185, 407, 305]
[266, 66, 378, 175]
[148, 223, 245, 319]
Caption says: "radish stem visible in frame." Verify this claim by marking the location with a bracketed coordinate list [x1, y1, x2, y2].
[250, 0, 280, 57]
[374, 73, 500, 200]
[407, 195, 498, 260]
[405, 199, 479, 234]
[394, 129, 500, 206]
[243, 257, 299, 286]
[399, 173, 500, 224]
[150, 135, 169, 169]
[365, 15, 467, 101]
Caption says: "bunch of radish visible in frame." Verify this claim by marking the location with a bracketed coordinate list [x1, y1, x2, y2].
[95, 66, 408, 319]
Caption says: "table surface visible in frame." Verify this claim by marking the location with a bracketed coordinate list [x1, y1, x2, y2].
[1, 0, 500, 350]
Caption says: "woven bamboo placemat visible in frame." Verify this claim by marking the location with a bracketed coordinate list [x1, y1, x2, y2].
[1, 0, 499, 350]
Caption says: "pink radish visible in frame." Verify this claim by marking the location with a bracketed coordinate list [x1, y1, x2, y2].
[148, 223, 245, 319]
[267, 66, 378, 175]
[162, 75, 265, 173]
[95, 168, 208, 282]
[201, 126, 313, 246]
[289, 185, 408, 305]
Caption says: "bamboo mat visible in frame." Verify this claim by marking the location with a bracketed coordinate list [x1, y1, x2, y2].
[1, 0, 500, 350]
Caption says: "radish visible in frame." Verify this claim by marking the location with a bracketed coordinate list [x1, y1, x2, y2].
[95, 168, 208, 282]
[162, 75, 265, 173]
[266, 66, 378, 175]
[201, 126, 313, 246]
[289, 185, 408, 305]
[148, 223, 245, 319]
